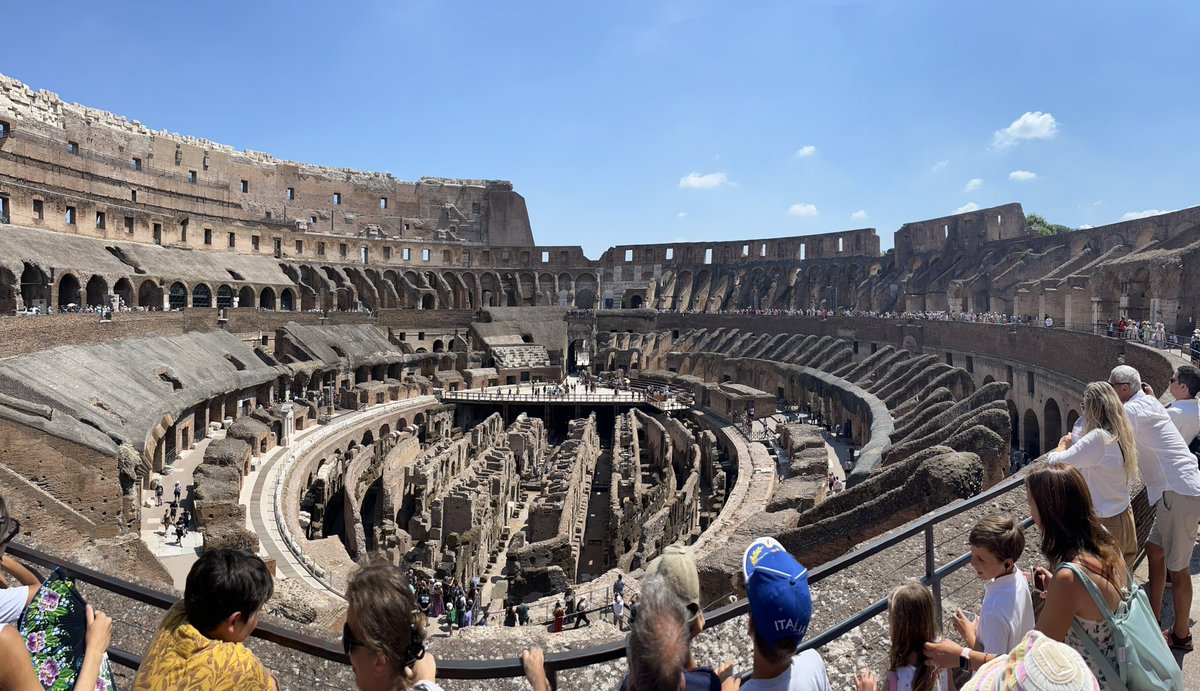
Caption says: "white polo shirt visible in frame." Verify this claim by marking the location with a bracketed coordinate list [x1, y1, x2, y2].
[977, 571, 1036, 656]
[1047, 428, 1131, 518]
[1166, 398, 1199, 445]
[1123, 391, 1200, 504]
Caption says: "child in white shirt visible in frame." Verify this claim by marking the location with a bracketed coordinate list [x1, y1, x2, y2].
[951, 515, 1035, 656]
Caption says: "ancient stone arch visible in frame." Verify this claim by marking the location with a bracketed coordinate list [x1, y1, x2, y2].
[1043, 398, 1061, 454]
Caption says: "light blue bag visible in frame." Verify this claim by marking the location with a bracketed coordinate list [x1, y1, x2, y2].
[1059, 562, 1181, 691]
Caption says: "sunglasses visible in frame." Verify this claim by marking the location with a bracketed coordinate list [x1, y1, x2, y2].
[342, 623, 365, 656]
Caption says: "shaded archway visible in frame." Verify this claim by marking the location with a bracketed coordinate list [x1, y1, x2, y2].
[432, 339, 445, 353]
[138, 280, 162, 308]
[1006, 399, 1019, 450]
[239, 286, 256, 308]
[1066, 409, 1080, 435]
[1043, 398, 1062, 454]
[192, 283, 212, 309]
[260, 287, 276, 310]
[421, 294, 435, 310]
[217, 285, 233, 310]
[280, 288, 295, 311]
[57, 274, 81, 309]
[628, 294, 644, 309]
[85, 275, 108, 307]
[19, 263, 51, 309]
[113, 278, 133, 307]
[168, 282, 187, 310]
[1022, 409, 1041, 459]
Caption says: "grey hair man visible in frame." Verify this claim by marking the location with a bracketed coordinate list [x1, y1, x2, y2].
[626, 574, 690, 691]
[1109, 364, 1200, 649]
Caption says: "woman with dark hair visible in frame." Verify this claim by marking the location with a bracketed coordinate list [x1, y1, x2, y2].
[1028, 463, 1128, 687]
[344, 562, 442, 691]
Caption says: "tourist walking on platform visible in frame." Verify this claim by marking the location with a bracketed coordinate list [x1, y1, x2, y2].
[173, 481, 182, 503]
[573, 595, 590, 628]
[611, 592, 624, 630]
[155, 482, 164, 506]
[552, 602, 564, 632]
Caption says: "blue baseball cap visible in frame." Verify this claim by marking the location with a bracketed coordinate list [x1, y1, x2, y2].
[743, 537, 812, 646]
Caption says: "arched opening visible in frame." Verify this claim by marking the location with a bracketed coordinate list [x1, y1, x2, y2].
[192, 283, 212, 309]
[260, 287, 276, 310]
[1066, 409, 1081, 435]
[112, 278, 133, 308]
[361, 429, 374, 446]
[238, 286, 256, 308]
[1043, 399, 1062, 454]
[575, 287, 595, 309]
[85, 275, 108, 307]
[982, 375, 996, 385]
[19, 263, 51, 310]
[421, 293, 435, 310]
[280, 288, 295, 311]
[432, 339, 445, 353]
[1022, 409, 1041, 459]
[217, 285, 233, 310]
[57, 274, 81, 310]
[138, 280, 162, 308]
[168, 282, 187, 310]
[628, 294, 644, 309]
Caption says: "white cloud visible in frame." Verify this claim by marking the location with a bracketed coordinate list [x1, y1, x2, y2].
[955, 202, 980, 214]
[1121, 209, 1170, 221]
[992, 111, 1058, 148]
[678, 172, 728, 190]
[794, 145, 817, 158]
[1008, 170, 1038, 182]
[1078, 224, 1094, 230]
[850, 210, 868, 222]
[931, 160, 950, 172]
[677, 212, 687, 219]
[964, 178, 983, 192]
[787, 203, 819, 217]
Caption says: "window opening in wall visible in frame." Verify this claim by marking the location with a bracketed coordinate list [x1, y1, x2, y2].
[333, 193, 341, 205]
[943, 224, 949, 238]
[704, 248, 713, 264]
[67, 141, 79, 155]
[310, 215, 317, 224]
[482, 250, 490, 262]
[265, 211, 272, 220]
[33, 199, 43, 220]
[1006, 365, 1014, 386]
[541, 251, 550, 263]
[742, 244, 749, 257]
[521, 251, 530, 263]
[965, 356, 974, 373]
[0, 121, 9, 138]
[339, 243, 348, 258]
[204, 228, 213, 245]
[402, 247, 410, 261]
[153, 223, 162, 245]
[799, 243, 806, 260]
[0, 196, 9, 223]
[202, 153, 209, 170]
[1026, 371, 1035, 395]
[625, 249, 634, 262]
[379, 197, 388, 209]
[174, 147, 182, 166]
[130, 189, 137, 202]
[251, 236, 260, 251]
[422, 249, 430, 262]
[443, 250, 451, 263]
[418, 332, 425, 340]
[997, 215, 1002, 225]
[131, 157, 142, 171]
[945, 352, 954, 365]
[318, 242, 326, 256]
[397, 332, 406, 341]
[124, 216, 134, 234]
[65, 206, 76, 225]
[463, 249, 470, 264]
[665, 248, 674, 260]
[286, 187, 295, 200]
[179, 221, 187, 243]
[838, 238, 844, 252]
[228, 232, 236, 248]
[852, 341, 859, 354]
[158, 371, 183, 391]
[383, 246, 391, 260]
[403, 223, 410, 232]
[760, 243, 767, 257]
[295, 239, 304, 254]
[360, 247, 368, 264]
[240, 180, 249, 193]
[188, 170, 197, 184]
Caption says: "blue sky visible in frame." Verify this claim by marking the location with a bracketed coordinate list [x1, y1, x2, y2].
[2, 1, 1197, 257]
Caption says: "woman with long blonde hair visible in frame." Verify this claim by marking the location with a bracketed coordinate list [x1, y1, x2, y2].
[1047, 381, 1139, 565]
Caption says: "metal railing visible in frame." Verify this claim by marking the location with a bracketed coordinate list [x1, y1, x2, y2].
[3, 470, 1030, 685]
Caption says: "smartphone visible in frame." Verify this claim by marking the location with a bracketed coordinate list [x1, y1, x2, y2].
[1033, 569, 1048, 592]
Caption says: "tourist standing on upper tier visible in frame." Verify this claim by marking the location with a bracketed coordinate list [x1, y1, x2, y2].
[1166, 365, 1200, 452]
[1109, 365, 1200, 651]
[1046, 382, 1140, 567]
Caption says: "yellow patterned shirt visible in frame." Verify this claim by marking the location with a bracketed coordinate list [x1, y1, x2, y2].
[131, 602, 275, 691]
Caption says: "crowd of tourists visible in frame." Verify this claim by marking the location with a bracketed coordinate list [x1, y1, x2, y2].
[0, 362, 1197, 690]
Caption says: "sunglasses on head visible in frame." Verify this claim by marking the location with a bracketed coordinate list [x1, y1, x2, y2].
[342, 622, 365, 656]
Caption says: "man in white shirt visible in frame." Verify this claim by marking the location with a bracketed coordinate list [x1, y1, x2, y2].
[1109, 365, 1200, 649]
[1165, 365, 1200, 447]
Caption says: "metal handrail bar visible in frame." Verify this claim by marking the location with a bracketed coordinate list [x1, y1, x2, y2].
[5, 471, 1029, 680]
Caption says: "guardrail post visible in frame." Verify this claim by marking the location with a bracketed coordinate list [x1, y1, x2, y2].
[547, 668, 558, 690]
[925, 525, 942, 623]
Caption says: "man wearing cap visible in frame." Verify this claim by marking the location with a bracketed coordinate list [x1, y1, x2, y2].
[1109, 364, 1200, 650]
[620, 543, 728, 691]
[743, 537, 831, 690]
